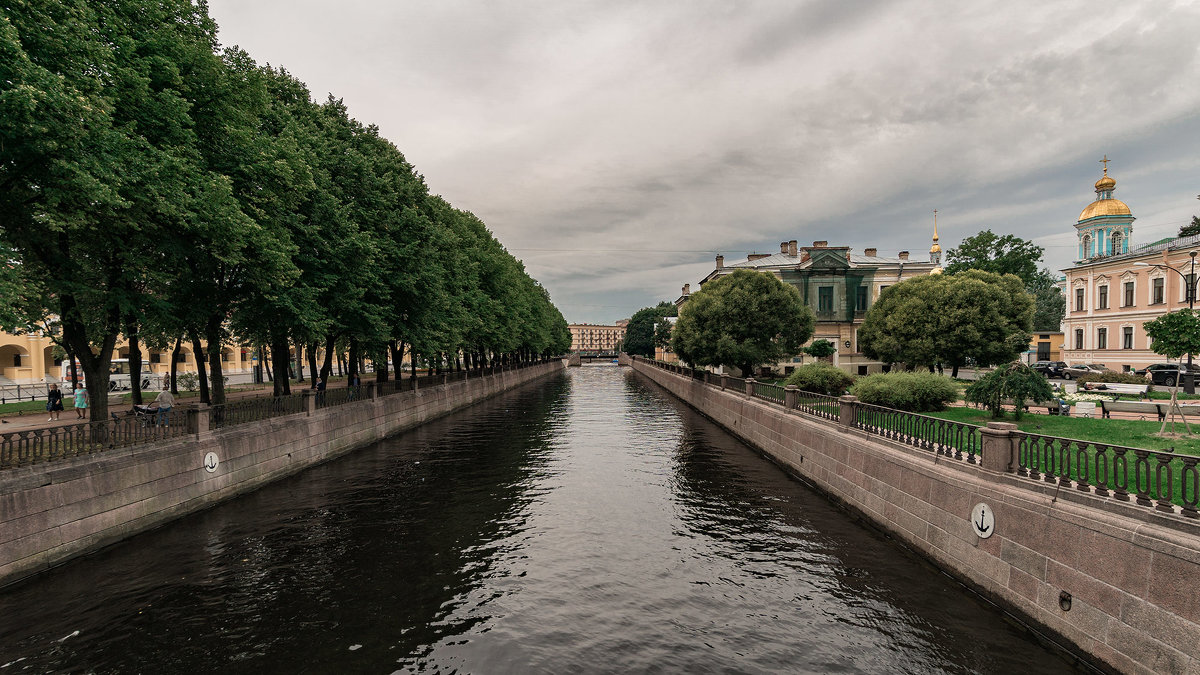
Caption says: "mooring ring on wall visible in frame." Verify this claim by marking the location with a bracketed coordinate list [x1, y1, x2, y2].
[971, 503, 994, 539]
[203, 452, 220, 473]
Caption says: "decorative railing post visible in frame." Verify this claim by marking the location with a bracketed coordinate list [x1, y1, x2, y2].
[188, 403, 210, 436]
[720, 374, 727, 390]
[980, 422, 1017, 473]
[744, 378, 755, 398]
[838, 395, 857, 430]
[303, 389, 316, 416]
[366, 382, 378, 400]
[785, 385, 798, 409]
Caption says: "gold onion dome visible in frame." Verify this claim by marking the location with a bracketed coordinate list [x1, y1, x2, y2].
[1094, 175, 1116, 191]
[1078, 198, 1132, 221]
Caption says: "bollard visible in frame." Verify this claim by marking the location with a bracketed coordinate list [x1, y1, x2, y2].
[838, 395, 857, 430]
[785, 385, 798, 409]
[981, 422, 1018, 473]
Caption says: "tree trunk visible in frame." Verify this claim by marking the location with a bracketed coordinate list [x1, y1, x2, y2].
[951, 365, 960, 379]
[271, 335, 291, 396]
[347, 337, 359, 387]
[126, 315, 144, 405]
[170, 337, 182, 394]
[295, 338, 305, 383]
[262, 346, 273, 382]
[392, 341, 405, 380]
[191, 335, 210, 405]
[306, 343, 318, 388]
[205, 318, 226, 406]
[320, 335, 335, 381]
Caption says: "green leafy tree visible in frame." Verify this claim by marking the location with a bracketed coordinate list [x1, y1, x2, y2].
[653, 316, 673, 353]
[671, 269, 814, 375]
[964, 362, 1054, 420]
[1143, 310, 1200, 361]
[945, 230, 1044, 288]
[1181, 215, 1200, 238]
[858, 271, 1032, 377]
[803, 339, 837, 359]
[623, 301, 676, 357]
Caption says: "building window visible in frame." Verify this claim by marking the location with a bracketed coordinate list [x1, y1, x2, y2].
[855, 286, 867, 311]
[1097, 328, 1107, 349]
[175, 352, 188, 363]
[1123, 326, 1134, 350]
[1123, 281, 1134, 307]
[150, 353, 162, 364]
[1075, 288, 1084, 312]
[1074, 329, 1084, 349]
[1097, 285, 1108, 309]
[818, 286, 833, 312]
[1153, 277, 1164, 304]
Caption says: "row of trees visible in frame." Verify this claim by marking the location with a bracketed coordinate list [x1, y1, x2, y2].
[0, 1, 570, 422]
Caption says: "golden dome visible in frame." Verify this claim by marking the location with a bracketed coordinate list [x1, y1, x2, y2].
[1095, 175, 1116, 191]
[1078, 198, 1132, 221]
[930, 243, 941, 253]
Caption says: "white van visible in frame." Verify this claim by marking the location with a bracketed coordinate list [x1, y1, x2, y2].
[61, 358, 156, 391]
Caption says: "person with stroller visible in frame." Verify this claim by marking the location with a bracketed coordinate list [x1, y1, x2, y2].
[152, 386, 175, 426]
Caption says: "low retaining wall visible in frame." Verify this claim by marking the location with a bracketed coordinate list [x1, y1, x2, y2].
[630, 359, 1200, 675]
[0, 361, 564, 587]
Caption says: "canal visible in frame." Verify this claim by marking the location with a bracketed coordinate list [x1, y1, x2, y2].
[0, 366, 1080, 673]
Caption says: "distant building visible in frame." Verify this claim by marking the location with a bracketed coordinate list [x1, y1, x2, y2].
[1023, 332, 1065, 364]
[1061, 160, 1198, 372]
[690, 231, 942, 376]
[568, 323, 625, 354]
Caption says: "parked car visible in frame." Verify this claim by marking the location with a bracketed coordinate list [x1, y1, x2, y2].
[1031, 361, 1068, 378]
[1061, 363, 1112, 380]
[1134, 363, 1200, 387]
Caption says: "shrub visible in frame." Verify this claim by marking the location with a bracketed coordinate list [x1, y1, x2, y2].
[849, 371, 958, 412]
[964, 362, 1054, 420]
[1075, 371, 1150, 386]
[785, 363, 854, 396]
[178, 372, 198, 392]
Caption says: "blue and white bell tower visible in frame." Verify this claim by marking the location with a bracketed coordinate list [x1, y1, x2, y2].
[1075, 156, 1134, 261]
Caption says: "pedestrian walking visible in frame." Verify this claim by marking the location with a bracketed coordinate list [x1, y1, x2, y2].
[73, 385, 88, 419]
[46, 384, 64, 421]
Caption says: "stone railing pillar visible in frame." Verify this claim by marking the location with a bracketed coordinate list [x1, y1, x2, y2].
[188, 403, 210, 436]
[838, 395, 858, 430]
[785, 385, 798, 409]
[745, 378, 755, 398]
[721, 374, 727, 391]
[303, 389, 316, 416]
[981, 422, 1018, 473]
[366, 382, 378, 400]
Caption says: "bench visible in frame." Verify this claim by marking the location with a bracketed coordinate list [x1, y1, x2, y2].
[1082, 382, 1150, 395]
[1100, 400, 1200, 421]
[1003, 399, 1068, 415]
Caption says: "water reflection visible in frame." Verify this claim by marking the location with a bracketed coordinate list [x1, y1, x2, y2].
[0, 367, 1079, 674]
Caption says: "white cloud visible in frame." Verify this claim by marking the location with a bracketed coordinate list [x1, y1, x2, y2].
[209, 0, 1200, 323]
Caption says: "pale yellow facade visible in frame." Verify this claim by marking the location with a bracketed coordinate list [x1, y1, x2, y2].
[568, 324, 625, 353]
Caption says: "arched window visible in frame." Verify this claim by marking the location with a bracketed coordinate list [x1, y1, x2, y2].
[1082, 234, 1092, 258]
[1111, 231, 1122, 256]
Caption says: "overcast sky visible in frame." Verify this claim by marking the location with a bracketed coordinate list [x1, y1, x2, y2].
[207, 0, 1200, 324]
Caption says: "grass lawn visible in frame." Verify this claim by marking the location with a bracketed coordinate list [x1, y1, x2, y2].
[930, 405, 1200, 455]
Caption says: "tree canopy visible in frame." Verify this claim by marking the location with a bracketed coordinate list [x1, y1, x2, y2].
[1143, 310, 1200, 361]
[670, 270, 814, 375]
[623, 301, 676, 357]
[945, 230, 1044, 287]
[0, 0, 570, 420]
[857, 270, 1033, 376]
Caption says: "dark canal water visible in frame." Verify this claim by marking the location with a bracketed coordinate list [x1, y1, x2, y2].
[0, 366, 1079, 674]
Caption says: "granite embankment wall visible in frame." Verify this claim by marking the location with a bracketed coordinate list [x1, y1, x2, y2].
[629, 358, 1200, 675]
[0, 361, 564, 587]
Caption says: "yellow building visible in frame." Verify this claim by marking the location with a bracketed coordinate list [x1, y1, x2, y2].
[568, 323, 625, 354]
[1061, 161, 1199, 372]
[0, 329, 254, 386]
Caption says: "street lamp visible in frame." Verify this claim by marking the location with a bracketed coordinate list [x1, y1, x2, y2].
[1135, 250, 1198, 392]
